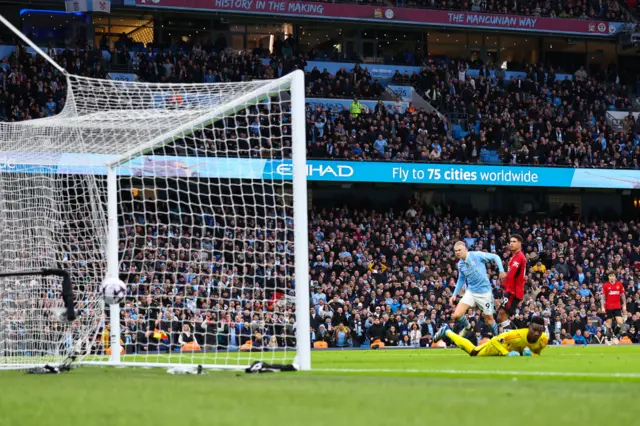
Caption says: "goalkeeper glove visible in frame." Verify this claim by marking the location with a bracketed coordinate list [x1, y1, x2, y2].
[506, 351, 521, 357]
[523, 347, 532, 357]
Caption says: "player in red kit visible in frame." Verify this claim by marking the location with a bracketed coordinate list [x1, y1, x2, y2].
[496, 234, 526, 331]
[601, 271, 626, 338]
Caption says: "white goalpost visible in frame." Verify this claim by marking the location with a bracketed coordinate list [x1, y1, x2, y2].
[0, 15, 310, 371]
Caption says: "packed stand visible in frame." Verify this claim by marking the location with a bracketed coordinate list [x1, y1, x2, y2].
[133, 44, 307, 83]
[307, 200, 640, 348]
[393, 59, 640, 168]
[305, 102, 455, 162]
[3, 41, 637, 351]
[299, 0, 628, 21]
[0, 44, 107, 121]
[97, 195, 640, 354]
[306, 60, 640, 168]
[407, 0, 627, 21]
[307, 64, 380, 99]
[289, 57, 640, 168]
[0, 36, 305, 119]
[102, 198, 298, 354]
[2, 41, 640, 169]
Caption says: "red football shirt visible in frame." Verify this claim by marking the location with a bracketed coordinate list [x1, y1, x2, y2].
[502, 250, 527, 299]
[603, 281, 625, 310]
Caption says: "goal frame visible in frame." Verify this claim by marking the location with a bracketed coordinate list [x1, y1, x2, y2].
[0, 13, 311, 372]
[101, 70, 311, 371]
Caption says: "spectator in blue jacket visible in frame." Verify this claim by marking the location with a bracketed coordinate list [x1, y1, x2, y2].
[573, 329, 588, 345]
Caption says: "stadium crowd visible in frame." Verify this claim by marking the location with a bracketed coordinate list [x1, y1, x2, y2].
[305, 0, 629, 21]
[106, 195, 640, 354]
[1, 42, 639, 169]
[0, 29, 637, 353]
[412, 0, 627, 21]
[308, 58, 639, 168]
[306, 200, 640, 348]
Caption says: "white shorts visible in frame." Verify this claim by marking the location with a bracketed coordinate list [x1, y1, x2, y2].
[460, 291, 494, 316]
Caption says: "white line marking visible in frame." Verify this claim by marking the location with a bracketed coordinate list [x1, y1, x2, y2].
[317, 349, 631, 357]
[321, 352, 607, 357]
[316, 368, 640, 378]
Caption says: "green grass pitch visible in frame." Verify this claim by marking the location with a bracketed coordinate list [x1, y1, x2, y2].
[2, 345, 640, 426]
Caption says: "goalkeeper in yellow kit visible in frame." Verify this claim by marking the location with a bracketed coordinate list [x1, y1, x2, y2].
[434, 316, 548, 356]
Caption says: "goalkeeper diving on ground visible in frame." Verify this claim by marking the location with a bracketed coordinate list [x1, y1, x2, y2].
[434, 316, 548, 357]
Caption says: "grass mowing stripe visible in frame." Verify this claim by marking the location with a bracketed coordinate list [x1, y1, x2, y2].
[316, 367, 640, 378]
[3, 346, 640, 426]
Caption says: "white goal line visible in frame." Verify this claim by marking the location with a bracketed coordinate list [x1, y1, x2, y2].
[315, 368, 640, 379]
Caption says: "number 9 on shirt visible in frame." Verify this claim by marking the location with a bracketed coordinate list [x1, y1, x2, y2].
[460, 291, 495, 315]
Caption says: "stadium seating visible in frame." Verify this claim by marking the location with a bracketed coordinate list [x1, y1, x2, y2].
[297, 0, 629, 21]
[112, 194, 640, 352]
[1, 41, 639, 351]
[2, 44, 637, 169]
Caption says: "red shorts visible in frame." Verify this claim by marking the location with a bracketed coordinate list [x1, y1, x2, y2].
[500, 292, 522, 316]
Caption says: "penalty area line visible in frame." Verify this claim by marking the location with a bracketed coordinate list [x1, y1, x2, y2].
[315, 368, 640, 378]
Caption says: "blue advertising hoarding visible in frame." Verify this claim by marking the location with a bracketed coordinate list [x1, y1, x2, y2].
[387, 85, 413, 101]
[304, 61, 422, 80]
[108, 72, 139, 82]
[0, 154, 638, 189]
[465, 69, 574, 81]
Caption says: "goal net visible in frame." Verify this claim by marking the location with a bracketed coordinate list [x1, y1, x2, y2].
[0, 70, 310, 371]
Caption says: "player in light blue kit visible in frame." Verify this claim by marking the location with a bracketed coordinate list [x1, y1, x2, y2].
[435, 241, 506, 341]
